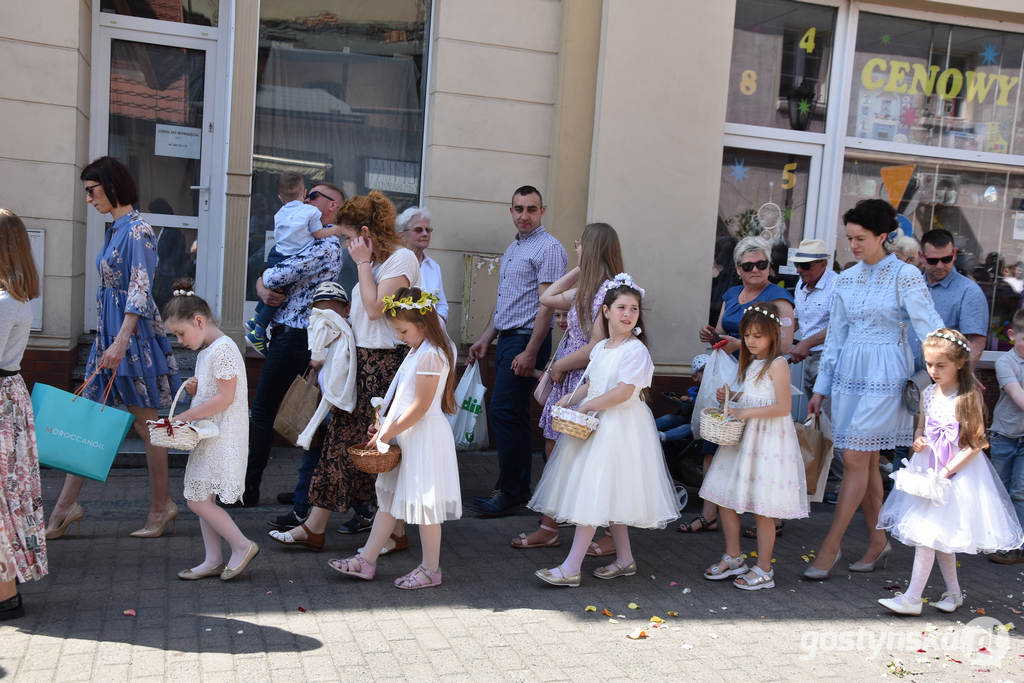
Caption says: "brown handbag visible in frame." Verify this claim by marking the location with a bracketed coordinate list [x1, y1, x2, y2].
[273, 367, 322, 447]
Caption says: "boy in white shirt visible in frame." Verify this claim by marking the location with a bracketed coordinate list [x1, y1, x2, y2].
[245, 171, 331, 353]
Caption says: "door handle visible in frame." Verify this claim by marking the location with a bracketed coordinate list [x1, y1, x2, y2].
[189, 185, 210, 191]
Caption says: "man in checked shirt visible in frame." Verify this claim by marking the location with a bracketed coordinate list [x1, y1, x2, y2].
[468, 185, 568, 516]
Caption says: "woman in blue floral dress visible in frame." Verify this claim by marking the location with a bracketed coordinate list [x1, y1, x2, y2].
[45, 157, 181, 540]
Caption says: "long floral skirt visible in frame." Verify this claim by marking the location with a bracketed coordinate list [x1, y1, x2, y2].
[308, 346, 406, 513]
[0, 374, 47, 583]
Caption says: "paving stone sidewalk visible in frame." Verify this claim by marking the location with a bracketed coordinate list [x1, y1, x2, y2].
[1, 449, 1022, 682]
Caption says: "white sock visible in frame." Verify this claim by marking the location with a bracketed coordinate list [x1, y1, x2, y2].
[935, 551, 961, 597]
[560, 525, 597, 576]
[904, 546, 935, 602]
[608, 524, 634, 567]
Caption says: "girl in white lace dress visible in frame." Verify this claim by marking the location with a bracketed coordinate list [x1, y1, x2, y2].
[162, 282, 258, 581]
[699, 303, 808, 590]
[329, 288, 460, 590]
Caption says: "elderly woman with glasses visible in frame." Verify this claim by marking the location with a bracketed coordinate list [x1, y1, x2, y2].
[397, 207, 448, 322]
[699, 235, 795, 355]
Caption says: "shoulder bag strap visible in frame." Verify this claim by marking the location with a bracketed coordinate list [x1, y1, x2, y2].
[893, 263, 914, 378]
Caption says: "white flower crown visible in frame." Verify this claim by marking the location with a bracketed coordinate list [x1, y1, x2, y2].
[172, 289, 195, 297]
[927, 330, 971, 354]
[612, 272, 646, 297]
[744, 305, 781, 325]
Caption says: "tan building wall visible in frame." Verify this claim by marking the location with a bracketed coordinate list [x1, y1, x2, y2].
[0, 0, 91, 353]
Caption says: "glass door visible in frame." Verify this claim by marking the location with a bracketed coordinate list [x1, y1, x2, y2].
[86, 22, 218, 320]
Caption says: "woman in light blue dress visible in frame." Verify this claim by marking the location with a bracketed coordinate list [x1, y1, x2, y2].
[804, 199, 943, 579]
[45, 157, 181, 541]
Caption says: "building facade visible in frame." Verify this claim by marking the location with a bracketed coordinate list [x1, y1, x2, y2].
[4, 0, 1024, 391]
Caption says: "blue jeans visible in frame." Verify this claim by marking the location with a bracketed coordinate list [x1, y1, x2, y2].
[989, 433, 1024, 531]
[245, 325, 311, 502]
[656, 414, 692, 442]
[253, 246, 287, 330]
[490, 331, 551, 500]
[292, 444, 321, 517]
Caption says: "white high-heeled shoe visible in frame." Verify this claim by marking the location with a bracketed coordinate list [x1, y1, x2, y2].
[803, 548, 841, 580]
[849, 542, 892, 572]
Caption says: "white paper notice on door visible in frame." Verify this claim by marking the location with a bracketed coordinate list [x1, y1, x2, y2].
[155, 124, 201, 159]
[1014, 212, 1024, 241]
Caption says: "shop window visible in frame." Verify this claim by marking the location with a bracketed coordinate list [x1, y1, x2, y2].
[246, 1, 430, 300]
[726, 0, 837, 133]
[849, 13, 1024, 154]
[838, 153, 1024, 349]
[711, 147, 813, 324]
[100, 0, 217, 26]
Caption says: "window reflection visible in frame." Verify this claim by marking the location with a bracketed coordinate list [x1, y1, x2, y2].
[100, 0, 217, 26]
[839, 154, 1024, 349]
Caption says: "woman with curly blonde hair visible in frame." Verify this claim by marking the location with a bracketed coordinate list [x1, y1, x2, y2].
[270, 190, 422, 552]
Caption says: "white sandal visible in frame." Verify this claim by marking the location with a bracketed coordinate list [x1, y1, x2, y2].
[704, 553, 748, 581]
[733, 566, 775, 591]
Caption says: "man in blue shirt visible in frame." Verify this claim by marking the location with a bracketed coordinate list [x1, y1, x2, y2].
[919, 229, 988, 364]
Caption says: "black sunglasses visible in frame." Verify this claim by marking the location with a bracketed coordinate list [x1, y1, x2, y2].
[924, 255, 955, 265]
[84, 183, 101, 197]
[410, 226, 433, 234]
[795, 260, 824, 270]
[305, 190, 336, 203]
[739, 259, 769, 272]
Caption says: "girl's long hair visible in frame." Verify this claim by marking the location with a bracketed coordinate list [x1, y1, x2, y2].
[161, 277, 215, 323]
[737, 302, 782, 384]
[337, 190, 401, 262]
[387, 287, 456, 414]
[598, 285, 647, 345]
[921, 328, 988, 450]
[0, 209, 40, 302]
[575, 222, 624, 331]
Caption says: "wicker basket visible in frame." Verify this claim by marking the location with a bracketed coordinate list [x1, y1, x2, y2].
[699, 387, 745, 446]
[348, 444, 402, 474]
[551, 406, 600, 440]
[147, 382, 201, 450]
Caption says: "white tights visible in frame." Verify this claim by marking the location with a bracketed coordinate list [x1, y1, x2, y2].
[187, 495, 252, 571]
[559, 524, 634, 576]
[904, 545, 960, 602]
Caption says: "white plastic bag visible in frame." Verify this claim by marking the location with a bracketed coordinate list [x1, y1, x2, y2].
[691, 347, 742, 441]
[448, 362, 489, 450]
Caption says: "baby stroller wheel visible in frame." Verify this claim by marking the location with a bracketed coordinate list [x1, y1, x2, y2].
[675, 484, 688, 510]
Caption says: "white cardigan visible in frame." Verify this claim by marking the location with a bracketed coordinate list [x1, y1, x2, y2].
[297, 308, 357, 449]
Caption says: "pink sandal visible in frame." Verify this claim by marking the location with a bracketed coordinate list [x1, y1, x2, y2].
[394, 565, 442, 590]
[327, 555, 376, 580]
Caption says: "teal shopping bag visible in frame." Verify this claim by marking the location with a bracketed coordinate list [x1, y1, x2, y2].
[31, 370, 134, 481]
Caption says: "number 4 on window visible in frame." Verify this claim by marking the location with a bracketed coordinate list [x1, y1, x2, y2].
[799, 27, 816, 54]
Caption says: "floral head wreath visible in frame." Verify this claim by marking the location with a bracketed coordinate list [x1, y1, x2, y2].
[612, 272, 646, 298]
[927, 330, 971, 354]
[744, 305, 781, 325]
[382, 290, 440, 317]
[172, 289, 195, 297]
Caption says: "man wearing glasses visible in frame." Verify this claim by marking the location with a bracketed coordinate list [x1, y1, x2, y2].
[918, 229, 988, 364]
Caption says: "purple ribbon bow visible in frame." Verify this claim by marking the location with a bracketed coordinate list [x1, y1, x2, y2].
[924, 415, 958, 470]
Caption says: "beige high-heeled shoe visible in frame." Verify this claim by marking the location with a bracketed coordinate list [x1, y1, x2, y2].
[45, 503, 84, 540]
[129, 502, 179, 538]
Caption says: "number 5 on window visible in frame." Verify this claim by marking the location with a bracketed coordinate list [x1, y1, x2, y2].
[782, 162, 798, 190]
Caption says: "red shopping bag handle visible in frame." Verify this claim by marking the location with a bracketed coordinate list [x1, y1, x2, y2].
[711, 339, 729, 350]
[72, 368, 118, 410]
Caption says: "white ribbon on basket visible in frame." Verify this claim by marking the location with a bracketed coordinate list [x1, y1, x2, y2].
[552, 356, 600, 428]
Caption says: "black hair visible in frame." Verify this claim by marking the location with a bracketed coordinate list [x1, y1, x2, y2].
[920, 228, 955, 250]
[161, 278, 214, 323]
[842, 198, 896, 237]
[81, 156, 138, 208]
[512, 185, 543, 207]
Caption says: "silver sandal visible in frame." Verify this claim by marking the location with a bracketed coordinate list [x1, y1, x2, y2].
[733, 566, 775, 591]
[703, 553, 748, 581]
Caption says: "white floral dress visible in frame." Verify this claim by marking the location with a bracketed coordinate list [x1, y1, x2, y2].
[183, 337, 248, 504]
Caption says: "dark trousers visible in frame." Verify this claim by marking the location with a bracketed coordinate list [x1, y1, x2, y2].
[292, 444, 321, 517]
[252, 247, 287, 330]
[246, 325, 310, 502]
[490, 331, 551, 500]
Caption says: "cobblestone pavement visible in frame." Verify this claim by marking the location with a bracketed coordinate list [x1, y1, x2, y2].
[1, 450, 1022, 682]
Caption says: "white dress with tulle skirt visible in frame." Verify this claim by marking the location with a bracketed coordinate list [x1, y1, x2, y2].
[528, 339, 680, 528]
[878, 384, 1024, 554]
[699, 358, 809, 519]
[375, 341, 462, 525]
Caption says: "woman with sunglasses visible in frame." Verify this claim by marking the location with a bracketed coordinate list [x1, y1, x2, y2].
[803, 199, 943, 580]
[46, 156, 182, 540]
[398, 207, 448, 322]
[699, 236, 795, 356]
